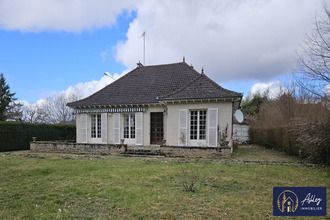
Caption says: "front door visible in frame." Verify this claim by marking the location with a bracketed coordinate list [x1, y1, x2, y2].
[150, 112, 163, 145]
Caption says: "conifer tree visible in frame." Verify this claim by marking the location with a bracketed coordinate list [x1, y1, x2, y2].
[0, 73, 17, 121]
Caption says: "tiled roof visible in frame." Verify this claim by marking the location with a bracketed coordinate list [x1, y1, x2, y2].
[159, 73, 241, 100]
[67, 62, 242, 107]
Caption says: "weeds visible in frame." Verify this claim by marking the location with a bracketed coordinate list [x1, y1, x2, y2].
[180, 169, 199, 192]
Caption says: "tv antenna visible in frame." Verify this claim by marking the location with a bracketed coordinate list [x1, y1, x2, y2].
[142, 32, 146, 65]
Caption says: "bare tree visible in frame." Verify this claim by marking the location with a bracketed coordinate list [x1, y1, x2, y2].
[294, 4, 330, 100]
[22, 102, 48, 123]
[44, 91, 81, 124]
[22, 88, 81, 124]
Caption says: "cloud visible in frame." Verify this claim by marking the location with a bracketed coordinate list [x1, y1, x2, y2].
[115, 0, 323, 82]
[20, 70, 126, 107]
[3, 0, 325, 106]
[59, 75, 117, 100]
[250, 81, 287, 99]
[324, 84, 330, 96]
[0, 0, 136, 32]
[1, 0, 319, 82]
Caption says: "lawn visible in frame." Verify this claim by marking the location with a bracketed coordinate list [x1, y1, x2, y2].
[0, 147, 329, 219]
[231, 144, 301, 163]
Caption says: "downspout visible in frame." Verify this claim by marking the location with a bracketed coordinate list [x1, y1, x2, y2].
[231, 96, 243, 153]
[231, 96, 243, 136]
[231, 101, 234, 139]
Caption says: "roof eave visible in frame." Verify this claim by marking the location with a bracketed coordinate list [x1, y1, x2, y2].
[67, 101, 163, 109]
[159, 95, 242, 101]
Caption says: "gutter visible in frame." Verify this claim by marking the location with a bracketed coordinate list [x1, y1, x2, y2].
[231, 94, 243, 144]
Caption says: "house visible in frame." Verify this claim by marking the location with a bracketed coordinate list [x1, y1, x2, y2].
[67, 60, 242, 148]
[283, 197, 295, 213]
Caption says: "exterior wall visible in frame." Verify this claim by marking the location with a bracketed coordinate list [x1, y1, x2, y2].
[30, 142, 126, 155]
[107, 113, 113, 144]
[166, 102, 233, 147]
[76, 114, 82, 143]
[30, 142, 231, 158]
[161, 146, 231, 158]
[75, 101, 233, 147]
[75, 107, 167, 146]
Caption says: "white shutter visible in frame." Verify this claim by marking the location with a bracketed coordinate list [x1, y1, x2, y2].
[80, 114, 88, 143]
[135, 112, 143, 145]
[101, 113, 107, 143]
[178, 109, 188, 146]
[113, 113, 120, 144]
[208, 108, 218, 147]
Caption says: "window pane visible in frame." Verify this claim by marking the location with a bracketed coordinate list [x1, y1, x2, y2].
[130, 114, 135, 138]
[199, 111, 207, 140]
[190, 111, 198, 140]
[190, 110, 207, 141]
[97, 115, 101, 138]
[124, 114, 129, 139]
[91, 115, 96, 138]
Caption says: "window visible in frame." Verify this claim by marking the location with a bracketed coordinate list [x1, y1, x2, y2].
[91, 114, 101, 138]
[124, 114, 135, 139]
[190, 110, 207, 140]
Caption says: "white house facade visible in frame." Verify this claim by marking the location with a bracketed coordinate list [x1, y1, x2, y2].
[68, 61, 242, 147]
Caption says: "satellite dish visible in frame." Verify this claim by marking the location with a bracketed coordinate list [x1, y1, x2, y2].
[234, 109, 244, 123]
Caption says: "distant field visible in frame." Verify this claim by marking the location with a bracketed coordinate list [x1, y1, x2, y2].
[0, 146, 329, 219]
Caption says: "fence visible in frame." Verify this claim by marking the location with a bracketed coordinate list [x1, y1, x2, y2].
[233, 124, 249, 143]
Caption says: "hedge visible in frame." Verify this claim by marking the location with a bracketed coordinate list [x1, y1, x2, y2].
[249, 126, 298, 155]
[0, 122, 76, 152]
[249, 123, 330, 165]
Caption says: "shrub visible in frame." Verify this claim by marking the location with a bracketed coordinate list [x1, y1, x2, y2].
[180, 169, 199, 192]
[249, 93, 329, 164]
[249, 126, 298, 155]
[0, 122, 76, 151]
[291, 117, 330, 164]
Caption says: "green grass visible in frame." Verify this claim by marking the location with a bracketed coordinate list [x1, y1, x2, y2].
[231, 145, 301, 163]
[0, 148, 329, 219]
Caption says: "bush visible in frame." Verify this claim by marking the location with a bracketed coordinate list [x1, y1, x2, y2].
[0, 122, 76, 152]
[180, 169, 199, 192]
[291, 118, 330, 164]
[249, 126, 298, 155]
[249, 93, 329, 164]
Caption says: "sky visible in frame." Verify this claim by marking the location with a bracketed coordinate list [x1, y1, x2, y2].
[0, 0, 325, 104]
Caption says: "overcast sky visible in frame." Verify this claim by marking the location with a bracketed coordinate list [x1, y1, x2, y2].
[0, 0, 324, 103]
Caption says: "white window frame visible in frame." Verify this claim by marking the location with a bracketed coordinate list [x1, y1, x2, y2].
[91, 114, 102, 143]
[189, 110, 207, 146]
[123, 113, 136, 144]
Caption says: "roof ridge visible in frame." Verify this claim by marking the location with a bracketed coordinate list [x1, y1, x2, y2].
[142, 61, 186, 68]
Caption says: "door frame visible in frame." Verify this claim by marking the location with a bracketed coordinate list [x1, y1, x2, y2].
[150, 112, 164, 145]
